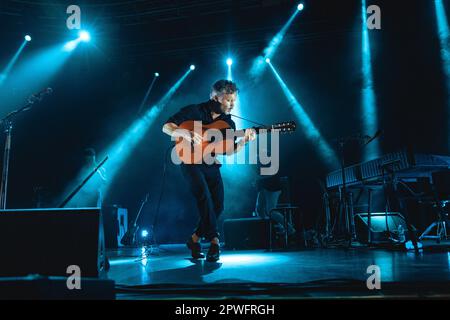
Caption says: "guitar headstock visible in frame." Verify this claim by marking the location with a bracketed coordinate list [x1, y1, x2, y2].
[270, 121, 296, 133]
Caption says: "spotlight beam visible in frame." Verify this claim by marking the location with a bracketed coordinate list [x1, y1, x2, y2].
[434, 0, 450, 151]
[137, 73, 160, 115]
[0, 43, 73, 109]
[360, 0, 380, 161]
[100, 67, 193, 195]
[268, 62, 339, 169]
[0, 39, 29, 86]
[250, 3, 303, 80]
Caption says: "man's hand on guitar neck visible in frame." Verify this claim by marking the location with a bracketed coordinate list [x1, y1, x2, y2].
[244, 128, 257, 143]
[234, 128, 256, 153]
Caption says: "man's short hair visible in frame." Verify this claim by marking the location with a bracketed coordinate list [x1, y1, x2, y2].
[211, 80, 239, 98]
[84, 148, 96, 157]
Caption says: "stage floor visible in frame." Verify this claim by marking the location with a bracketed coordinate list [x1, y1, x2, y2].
[107, 244, 450, 299]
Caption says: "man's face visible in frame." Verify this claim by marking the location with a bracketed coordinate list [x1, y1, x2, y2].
[215, 92, 237, 115]
[85, 155, 95, 166]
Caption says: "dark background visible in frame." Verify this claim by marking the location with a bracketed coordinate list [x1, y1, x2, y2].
[0, 0, 448, 243]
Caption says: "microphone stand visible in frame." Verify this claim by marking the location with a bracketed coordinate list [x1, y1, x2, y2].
[333, 137, 358, 247]
[0, 95, 45, 209]
[332, 132, 377, 247]
[0, 120, 13, 209]
[332, 131, 382, 247]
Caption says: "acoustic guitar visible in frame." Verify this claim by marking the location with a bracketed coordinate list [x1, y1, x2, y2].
[174, 119, 296, 164]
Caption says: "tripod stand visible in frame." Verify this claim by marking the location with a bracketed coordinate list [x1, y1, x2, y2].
[120, 193, 149, 246]
[138, 147, 172, 259]
[338, 138, 356, 246]
[420, 170, 450, 243]
[326, 131, 382, 247]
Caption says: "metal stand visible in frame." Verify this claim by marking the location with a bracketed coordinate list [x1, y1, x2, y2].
[381, 160, 419, 252]
[420, 202, 450, 242]
[336, 139, 356, 246]
[420, 170, 450, 243]
[391, 174, 420, 251]
[0, 89, 53, 209]
[367, 188, 373, 245]
[141, 147, 172, 257]
[120, 193, 149, 246]
[268, 205, 301, 251]
[326, 131, 382, 247]
[323, 191, 332, 243]
[420, 217, 448, 242]
[0, 121, 12, 209]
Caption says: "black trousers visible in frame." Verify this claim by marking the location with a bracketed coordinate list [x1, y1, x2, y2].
[180, 164, 224, 241]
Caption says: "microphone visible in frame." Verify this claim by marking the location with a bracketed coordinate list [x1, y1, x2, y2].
[364, 129, 383, 146]
[28, 87, 53, 104]
[34, 87, 53, 99]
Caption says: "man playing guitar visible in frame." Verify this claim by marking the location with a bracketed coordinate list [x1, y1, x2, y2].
[162, 80, 256, 262]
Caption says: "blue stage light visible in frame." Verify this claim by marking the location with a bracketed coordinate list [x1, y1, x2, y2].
[24, 35, 32, 42]
[360, 0, 380, 161]
[250, 2, 303, 80]
[63, 30, 91, 52]
[434, 0, 450, 151]
[226, 58, 233, 80]
[268, 62, 339, 169]
[141, 230, 149, 238]
[297, 3, 304, 11]
[98, 67, 193, 194]
[79, 30, 91, 42]
[0, 38, 30, 85]
[265, 58, 271, 64]
[190, 65, 196, 71]
[155, 72, 160, 77]
[63, 40, 78, 52]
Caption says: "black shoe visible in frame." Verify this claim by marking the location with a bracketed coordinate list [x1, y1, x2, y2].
[186, 237, 205, 259]
[206, 243, 220, 262]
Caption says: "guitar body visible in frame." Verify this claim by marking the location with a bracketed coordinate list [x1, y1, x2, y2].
[175, 120, 238, 165]
[173, 119, 296, 165]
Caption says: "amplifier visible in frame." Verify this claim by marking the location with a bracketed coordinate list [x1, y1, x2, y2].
[223, 218, 270, 249]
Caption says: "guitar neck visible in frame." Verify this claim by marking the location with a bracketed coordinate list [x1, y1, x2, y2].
[235, 126, 277, 135]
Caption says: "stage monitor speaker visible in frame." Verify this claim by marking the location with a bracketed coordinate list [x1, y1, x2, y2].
[0, 276, 115, 300]
[0, 208, 106, 278]
[355, 212, 415, 243]
[223, 218, 270, 249]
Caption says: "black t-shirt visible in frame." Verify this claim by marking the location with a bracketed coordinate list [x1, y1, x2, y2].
[166, 100, 236, 130]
